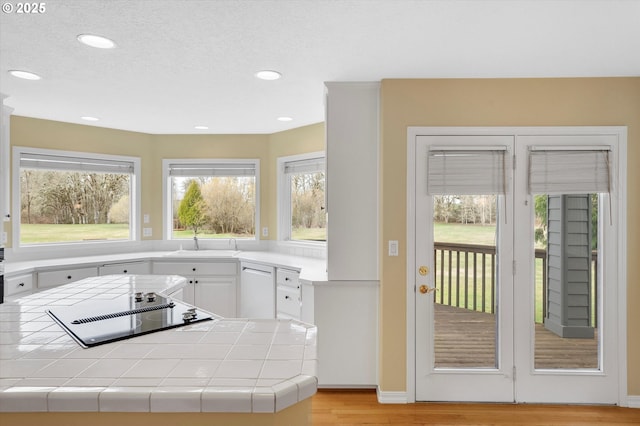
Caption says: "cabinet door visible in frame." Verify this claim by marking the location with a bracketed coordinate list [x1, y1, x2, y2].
[194, 276, 237, 318]
[37, 267, 98, 288]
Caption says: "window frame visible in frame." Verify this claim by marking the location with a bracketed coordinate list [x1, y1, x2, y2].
[277, 151, 326, 247]
[162, 158, 261, 247]
[12, 146, 141, 251]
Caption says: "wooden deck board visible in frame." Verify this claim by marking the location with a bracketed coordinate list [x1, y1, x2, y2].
[434, 304, 598, 369]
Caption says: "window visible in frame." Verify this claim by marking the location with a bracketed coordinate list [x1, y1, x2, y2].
[278, 152, 326, 243]
[164, 159, 259, 240]
[13, 147, 140, 246]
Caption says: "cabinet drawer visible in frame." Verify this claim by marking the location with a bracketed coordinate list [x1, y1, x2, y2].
[5, 273, 34, 296]
[153, 261, 237, 276]
[37, 267, 98, 288]
[99, 261, 150, 275]
[276, 286, 301, 318]
[276, 268, 300, 288]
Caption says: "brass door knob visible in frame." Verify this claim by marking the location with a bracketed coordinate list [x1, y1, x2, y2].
[419, 285, 436, 294]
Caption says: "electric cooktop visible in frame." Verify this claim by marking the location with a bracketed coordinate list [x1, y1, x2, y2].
[47, 292, 213, 348]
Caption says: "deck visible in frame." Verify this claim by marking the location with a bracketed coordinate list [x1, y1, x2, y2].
[434, 304, 598, 369]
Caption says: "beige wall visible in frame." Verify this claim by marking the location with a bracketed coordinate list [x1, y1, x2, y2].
[266, 123, 325, 239]
[6, 117, 324, 245]
[378, 78, 640, 395]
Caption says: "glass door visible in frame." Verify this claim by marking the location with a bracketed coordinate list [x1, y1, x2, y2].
[414, 135, 514, 402]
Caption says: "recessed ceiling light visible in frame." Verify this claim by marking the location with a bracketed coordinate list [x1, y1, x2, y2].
[277, 116, 293, 122]
[255, 70, 281, 81]
[81, 116, 100, 122]
[194, 125, 209, 130]
[77, 34, 116, 49]
[9, 70, 41, 80]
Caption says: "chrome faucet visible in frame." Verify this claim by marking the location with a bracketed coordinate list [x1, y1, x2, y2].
[229, 238, 237, 250]
[193, 236, 199, 251]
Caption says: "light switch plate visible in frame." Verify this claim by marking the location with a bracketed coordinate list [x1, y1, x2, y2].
[262, 227, 268, 237]
[143, 228, 152, 237]
[143, 214, 150, 224]
[388, 240, 398, 256]
[1, 231, 6, 244]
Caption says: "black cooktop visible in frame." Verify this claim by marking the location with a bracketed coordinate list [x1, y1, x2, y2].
[47, 292, 213, 348]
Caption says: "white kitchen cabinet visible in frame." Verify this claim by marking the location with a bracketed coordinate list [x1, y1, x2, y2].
[301, 280, 378, 387]
[4, 273, 33, 298]
[276, 268, 301, 320]
[37, 266, 98, 289]
[325, 82, 379, 281]
[99, 261, 150, 275]
[194, 276, 237, 318]
[240, 262, 275, 318]
[153, 260, 238, 317]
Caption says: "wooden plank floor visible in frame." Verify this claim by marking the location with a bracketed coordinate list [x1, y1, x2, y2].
[434, 304, 598, 369]
[311, 390, 640, 425]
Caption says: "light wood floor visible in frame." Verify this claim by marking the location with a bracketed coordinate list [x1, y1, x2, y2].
[434, 304, 598, 369]
[311, 390, 640, 425]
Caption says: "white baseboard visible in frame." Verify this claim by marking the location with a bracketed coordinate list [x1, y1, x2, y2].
[376, 388, 408, 404]
[628, 395, 640, 408]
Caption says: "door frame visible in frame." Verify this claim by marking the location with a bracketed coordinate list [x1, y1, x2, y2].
[406, 126, 628, 405]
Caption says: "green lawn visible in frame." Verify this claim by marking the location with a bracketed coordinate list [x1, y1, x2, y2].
[20, 223, 130, 244]
[292, 227, 326, 242]
[433, 222, 547, 323]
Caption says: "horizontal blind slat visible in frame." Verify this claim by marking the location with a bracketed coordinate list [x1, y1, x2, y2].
[427, 149, 509, 195]
[528, 150, 610, 194]
[20, 153, 134, 174]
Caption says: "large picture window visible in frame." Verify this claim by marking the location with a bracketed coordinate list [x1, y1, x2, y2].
[164, 159, 259, 241]
[13, 147, 139, 246]
[278, 152, 326, 243]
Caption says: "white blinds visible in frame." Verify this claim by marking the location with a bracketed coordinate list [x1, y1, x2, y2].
[427, 147, 510, 195]
[20, 152, 135, 174]
[283, 157, 325, 174]
[168, 162, 256, 177]
[528, 148, 611, 194]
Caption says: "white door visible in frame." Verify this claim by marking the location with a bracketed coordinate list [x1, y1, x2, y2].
[414, 135, 515, 402]
[412, 128, 624, 404]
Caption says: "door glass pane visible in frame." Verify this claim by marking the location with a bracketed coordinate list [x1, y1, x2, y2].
[533, 194, 600, 370]
[433, 195, 499, 369]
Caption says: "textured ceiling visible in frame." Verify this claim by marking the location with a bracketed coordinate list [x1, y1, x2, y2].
[1, 0, 639, 135]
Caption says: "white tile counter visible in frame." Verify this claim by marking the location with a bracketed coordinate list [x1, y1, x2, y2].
[0, 275, 318, 416]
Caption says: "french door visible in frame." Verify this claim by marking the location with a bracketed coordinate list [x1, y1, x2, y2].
[410, 127, 625, 404]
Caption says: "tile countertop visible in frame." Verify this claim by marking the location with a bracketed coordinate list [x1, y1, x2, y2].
[0, 274, 318, 413]
[4, 250, 328, 283]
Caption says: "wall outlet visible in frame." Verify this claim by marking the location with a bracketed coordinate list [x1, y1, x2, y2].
[143, 227, 152, 237]
[262, 227, 268, 237]
[388, 240, 399, 256]
[1, 231, 6, 244]
[143, 214, 150, 224]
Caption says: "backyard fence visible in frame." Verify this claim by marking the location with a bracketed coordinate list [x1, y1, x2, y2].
[433, 242, 598, 326]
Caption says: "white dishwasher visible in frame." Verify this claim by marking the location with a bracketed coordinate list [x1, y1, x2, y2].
[240, 262, 275, 318]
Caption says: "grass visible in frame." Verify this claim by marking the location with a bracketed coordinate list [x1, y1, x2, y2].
[20, 223, 130, 244]
[433, 222, 547, 323]
[292, 227, 326, 242]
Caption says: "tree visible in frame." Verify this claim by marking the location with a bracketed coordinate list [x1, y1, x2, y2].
[177, 180, 207, 236]
[108, 195, 129, 223]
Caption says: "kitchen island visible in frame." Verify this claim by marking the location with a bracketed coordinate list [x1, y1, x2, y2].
[0, 274, 318, 425]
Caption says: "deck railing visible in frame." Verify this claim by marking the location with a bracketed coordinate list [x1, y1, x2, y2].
[433, 242, 597, 325]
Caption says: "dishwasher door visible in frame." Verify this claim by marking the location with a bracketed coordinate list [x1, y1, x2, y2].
[240, 262, 275, 318]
